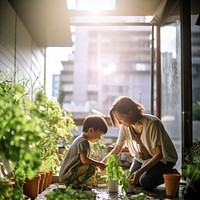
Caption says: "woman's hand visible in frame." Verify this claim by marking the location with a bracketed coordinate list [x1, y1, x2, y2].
[130, 170, 142, 185]
[101, 144, 123, 163]
[130, 145, 163, 185]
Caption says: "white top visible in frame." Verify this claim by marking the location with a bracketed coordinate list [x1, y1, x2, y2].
[116, 114, 178, 164]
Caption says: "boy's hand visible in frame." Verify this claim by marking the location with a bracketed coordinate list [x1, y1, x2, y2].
[97, 162, 106, 171]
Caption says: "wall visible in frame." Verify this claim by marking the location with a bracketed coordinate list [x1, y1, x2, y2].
[0, 0, 45, 93]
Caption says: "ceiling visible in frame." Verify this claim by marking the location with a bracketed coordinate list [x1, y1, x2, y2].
[9, 0, 73, 47]
[7, 0, 168, 47]
[69, 0, 165, 17]
[8, 0, 200, 47]
[68, 0, 167, 25]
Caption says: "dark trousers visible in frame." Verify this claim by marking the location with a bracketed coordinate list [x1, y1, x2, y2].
[130, 159, 175, 190]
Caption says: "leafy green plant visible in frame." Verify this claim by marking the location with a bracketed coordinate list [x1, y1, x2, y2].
[45, 186, 95, 200]
[183, 144, 200, 179]
[32, 90, 77, 174]
[106, 155, 123, 181]
[106, 155, 130, 193]
[119, 170, 131, 193]
[0, 80, 46, 199]
[193, 101, 200, 120]
[129, 193, 146, 200]
[0, 71, 77, 198]
[182, 143, 200, 199]
[90, 139, 108, 161]
[0, 182, 14, 200]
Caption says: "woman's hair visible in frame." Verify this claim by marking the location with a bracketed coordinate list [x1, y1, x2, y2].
[83, 114, 108, 133]
[109, 96, 144, 127]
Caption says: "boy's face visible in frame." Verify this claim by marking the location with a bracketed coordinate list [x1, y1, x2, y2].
[89, 128, 104, 143]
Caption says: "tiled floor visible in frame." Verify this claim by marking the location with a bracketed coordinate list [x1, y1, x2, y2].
[35, 183, 184, 200]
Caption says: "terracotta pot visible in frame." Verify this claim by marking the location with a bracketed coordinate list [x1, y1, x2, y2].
[23, 174, 41, 199]
[108, 180, 118, 193]
[163, 173, 181, 199]
[43, 171, 50, 189]
[39, 172, 46, 193]
[47, 170, 53, 186]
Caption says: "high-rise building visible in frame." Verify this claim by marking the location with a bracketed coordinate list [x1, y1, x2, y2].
[60, 23, 153, 119]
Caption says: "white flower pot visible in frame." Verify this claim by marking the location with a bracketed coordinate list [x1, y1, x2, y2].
[108, 180, 118, 193]
[126, 184, 135, 193]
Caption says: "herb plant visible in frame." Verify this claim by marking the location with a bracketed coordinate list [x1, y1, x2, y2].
[106, 155, 123, 181]
[45, 186, 95, 200]
[106, 155, 131, 193]
[119, 169, 131, 193]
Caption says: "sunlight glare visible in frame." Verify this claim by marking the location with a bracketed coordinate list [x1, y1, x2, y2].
[145, 16, 153, 23]
[161, 26, 176, 58]
[46, 47, 73, 73]
[67, 0, 115, 11]
[102, 63, 116, 75]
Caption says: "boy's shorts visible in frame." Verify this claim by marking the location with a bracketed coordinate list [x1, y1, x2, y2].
[66, 164, 96, 189]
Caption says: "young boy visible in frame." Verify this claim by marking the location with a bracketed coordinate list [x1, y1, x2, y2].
[59, 114, 108, 190]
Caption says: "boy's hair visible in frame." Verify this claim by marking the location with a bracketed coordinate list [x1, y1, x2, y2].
[82, 114, 108, 134]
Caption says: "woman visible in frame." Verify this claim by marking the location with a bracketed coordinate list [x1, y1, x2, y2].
[102, 96, 178, 190]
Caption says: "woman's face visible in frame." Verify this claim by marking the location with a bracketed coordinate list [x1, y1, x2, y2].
[113, 110, 132, 127]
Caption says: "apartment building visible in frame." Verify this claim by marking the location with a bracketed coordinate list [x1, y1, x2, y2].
[60, 23, 153, 119]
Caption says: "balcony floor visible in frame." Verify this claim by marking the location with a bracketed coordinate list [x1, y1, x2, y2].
[35, 182, 185, 200]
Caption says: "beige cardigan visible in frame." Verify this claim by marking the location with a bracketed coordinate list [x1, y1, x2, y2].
[116, 114, 178, 164]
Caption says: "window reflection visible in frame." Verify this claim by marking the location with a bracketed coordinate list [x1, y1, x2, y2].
[160, 21, 181, 172]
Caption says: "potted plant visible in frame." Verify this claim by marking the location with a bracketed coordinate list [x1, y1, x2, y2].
[32, 90, 77, 176]
[0, 79, 46, 199]
[106, 155, 130, 193]
[0, 71, 77, 199]
[23, 173, 41, 199]
[22, 89, 77, 197]
[182, 143, 200, 199]
[163, 172, 181, 198]
[38, 160, 52, 190]
[106, 155, 122, 192]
